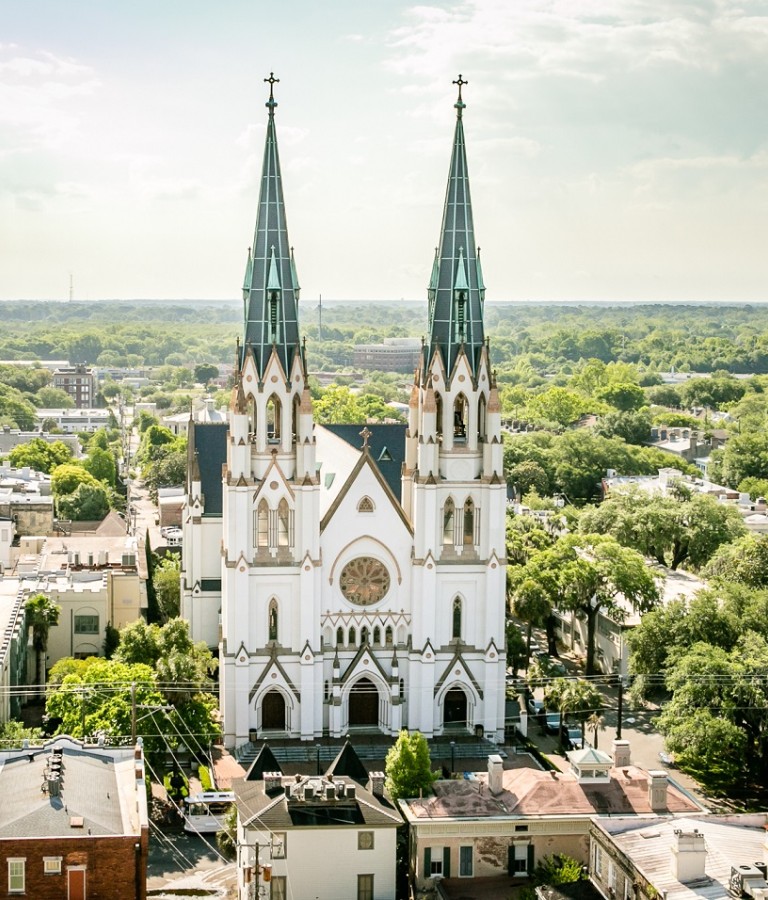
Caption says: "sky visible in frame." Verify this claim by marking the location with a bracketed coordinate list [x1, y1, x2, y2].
[2, 0, 768, 304]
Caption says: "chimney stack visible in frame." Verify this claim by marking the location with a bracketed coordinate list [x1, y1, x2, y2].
[612, 739, 631, 769]
[648, 769, 668, 811]
[369, 771, 385, 798]
[264, 772, 282, 793]
[488, 755, 504, 796]
[671, 829, 706, 882]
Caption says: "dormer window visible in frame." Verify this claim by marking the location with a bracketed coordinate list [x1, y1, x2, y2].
[268, 290, 280, 343]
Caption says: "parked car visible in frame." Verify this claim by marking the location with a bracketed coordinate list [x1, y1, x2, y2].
[544, 709, 561, 734]
[560, 722, 586, 750]
[527, 697, 544, 719]
[535, 653, 567, 676]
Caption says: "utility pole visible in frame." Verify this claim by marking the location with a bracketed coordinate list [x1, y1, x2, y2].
[616, 676, 623, 740]
[131, 682, 137, 743]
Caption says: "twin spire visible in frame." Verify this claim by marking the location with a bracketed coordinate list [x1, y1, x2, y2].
[241, 74, 485, 378]
[241, 72, 301, 377]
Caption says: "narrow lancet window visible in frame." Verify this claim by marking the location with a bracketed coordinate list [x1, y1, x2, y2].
[452, 597, 462, 640]
[268, 599, 279, 642]
[443, 498, 455, 546]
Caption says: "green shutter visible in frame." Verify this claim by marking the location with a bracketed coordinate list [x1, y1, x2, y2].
[527, 844, 535, 874]
[424, 847, 431, 875]
[443, 846, 451, 878]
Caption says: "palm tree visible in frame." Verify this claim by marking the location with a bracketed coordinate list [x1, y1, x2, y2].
[586, 711, 606, 749]
[25, 594, 61, 692]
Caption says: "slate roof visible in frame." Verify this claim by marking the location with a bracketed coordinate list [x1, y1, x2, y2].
[321, 424, 406, 498]
[191, 422, 228, 517]
[0, 745, 131, 838]
[234, 774, 402, 831]
[325, 740, 370, 784]
[244, 743, 283, 781]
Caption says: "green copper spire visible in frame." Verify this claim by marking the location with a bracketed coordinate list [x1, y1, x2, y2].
[242, 73, 301, 375]
[425, 75, 485, 378]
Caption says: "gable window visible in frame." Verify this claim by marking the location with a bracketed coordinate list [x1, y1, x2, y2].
[8, 859, 24, 893]
[442, 498, 455, 545]
[358, 831, 374, 850]
[74, 615, 98, 634]
[357, 496, 374, 512]
[452, 597, 462, 640]
[268, 599, 278, 642]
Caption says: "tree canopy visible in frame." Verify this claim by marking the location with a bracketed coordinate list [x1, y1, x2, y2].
[385, 730, 438, 800]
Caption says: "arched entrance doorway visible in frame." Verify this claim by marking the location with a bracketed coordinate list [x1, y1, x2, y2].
[443, 687, 468, 729]
[262, 690, 286, 730]
[348, 678, 378, 727]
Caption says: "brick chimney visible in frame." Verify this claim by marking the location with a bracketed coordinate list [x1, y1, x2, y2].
[671, 829, 706, 882]
[612, 739, 631, 769]
[488, 755, 504, 796]
[648, 769, 668, 811]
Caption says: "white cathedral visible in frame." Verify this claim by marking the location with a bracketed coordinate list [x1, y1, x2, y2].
[181, 76, 507, 750]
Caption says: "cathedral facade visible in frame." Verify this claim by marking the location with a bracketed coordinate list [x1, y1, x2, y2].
[181, 78, 507, 750]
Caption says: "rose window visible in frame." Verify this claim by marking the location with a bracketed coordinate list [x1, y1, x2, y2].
[339, 557, 390, 606]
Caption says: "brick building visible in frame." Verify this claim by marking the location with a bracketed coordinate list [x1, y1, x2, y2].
[52, 365, 97, 407]
[0, 736, 149, 899]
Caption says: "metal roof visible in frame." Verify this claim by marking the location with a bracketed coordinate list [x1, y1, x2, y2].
[425, 79, 485, 380]
[242, 75, 301, 377]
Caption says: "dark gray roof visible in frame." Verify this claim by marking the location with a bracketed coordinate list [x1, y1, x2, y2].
[234, 775, 402, 831]
[321, 424, 406, 498]
[241, 84, 301, 377]
[425, 93, 485, 378]
[0, 747, 127, 838]
[192, 422, 228, 517]
[325, 740, 369, 784]
[245, 743, 283, 781]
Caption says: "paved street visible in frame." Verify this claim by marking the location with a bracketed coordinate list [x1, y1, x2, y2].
[147, 828, 236, 898]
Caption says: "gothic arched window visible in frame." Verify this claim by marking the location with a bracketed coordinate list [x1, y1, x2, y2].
[277, 499, 291, 548]
[357, 496, 374, 513]
[373, 626, 381, 646]
[336, 626, 344, 646]
[257, 501, 269, 548]
[266, 394, 281, 442]
[348, 626, 356, 646]
[399, 678, 405, 701]
[292, 395, 300, 442]
[361, 626, 369, 645]
[478, 394, 487, 441]
[385, 625, 393, 648]
[452, 596, 462, 640]
[442, 498, 455, 546]
[454, 394, 468, 442]
[435, 393, 443, 440]
[268, 598, 279, 642]
[324, 680, 330, 701]
[463, 498, 475, 546]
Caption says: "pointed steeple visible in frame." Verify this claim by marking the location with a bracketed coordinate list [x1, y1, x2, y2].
[425, 75, 485, 379]
[242, 73, 301, 376]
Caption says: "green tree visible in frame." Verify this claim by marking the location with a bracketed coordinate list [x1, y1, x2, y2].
[194, 363, 219, 384]
[508, 460, 550, 497]
[8, 438, 72, 474]
[510, 578, 551, 660]
[592, 409, 652, 445]
[0, 719, 44, 748]
[142, 447, 187, 502]
[596, 382, 646, 411]
[526, 387, 589, 428]
[532, 854, 586, 888]
[25, 594, 61, 690]
[0, 383, 37, 430]
[552, 535, 660, 674]
[385, 730, 438, 800]
[579, 488, 746, 570]
[83, 446, 117, 487]
[313, 385, 367, 424]
[57, 482, 110, 521]
[153, 553, 181, 620]
[50, 463, 97, 496]
[544, 678, 603, 731]
[35, 386, 75, 408]
[704, 534, 768, 589]
[216, 804, 238, 860]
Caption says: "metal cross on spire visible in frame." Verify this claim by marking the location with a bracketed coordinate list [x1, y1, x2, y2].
[359, 426, 372, 450]
[453, 74, 467, 115]
[265, 72, 280, 111]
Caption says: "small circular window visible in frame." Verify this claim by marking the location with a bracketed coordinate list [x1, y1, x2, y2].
[339, 557, 390, 606]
